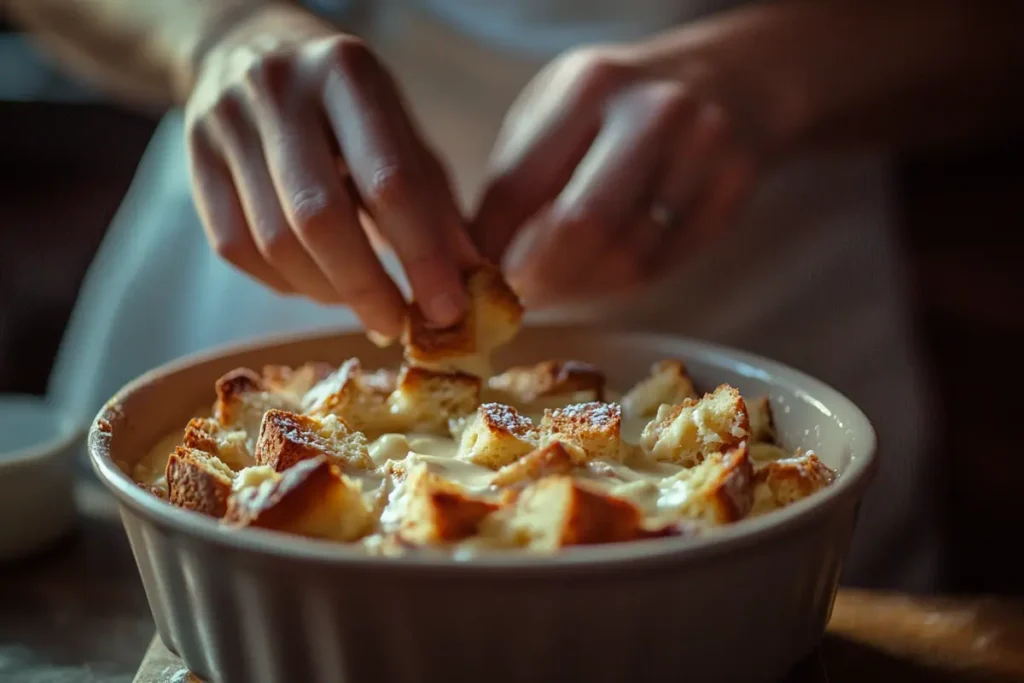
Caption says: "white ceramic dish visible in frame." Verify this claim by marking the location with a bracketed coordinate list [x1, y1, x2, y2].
[0, 394, 82, 560]
[89, 326, 877, 683]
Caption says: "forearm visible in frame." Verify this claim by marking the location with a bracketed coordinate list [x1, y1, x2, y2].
[649, 0, 1024, 155]
[5, 0, 285, 106]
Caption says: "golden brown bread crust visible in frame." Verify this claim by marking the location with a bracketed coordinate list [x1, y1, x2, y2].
[640, 384, 749, 466]
[491, 441, 575, 487]
[254, 409, 372, 473]
[225, 456, 371, 541]
[539, 401, 624, 463]
[487, 360, 605, 408]
[398, 468, 500, 544]
[674, 443, 755, 524]
[456, 402, 538, 469]
[747, 396, 778, 445]
[621, 360, 699, 418]
[182, 417, 252, 470]
[166, 446, 235, 518]
[507, 476, 658, 549]
[388, 365, 481, 432]
[402, 264, 524, 376]
[214, 368, 265, 425]
[751, 452, 836, 515]
[302, 358, 403, 434]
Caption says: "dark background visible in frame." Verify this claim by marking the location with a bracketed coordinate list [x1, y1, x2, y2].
[1, 22, 1022, 596]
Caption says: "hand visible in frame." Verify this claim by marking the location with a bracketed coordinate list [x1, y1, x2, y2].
[471, 42, 768, 308]
[184, 4, 478, 337]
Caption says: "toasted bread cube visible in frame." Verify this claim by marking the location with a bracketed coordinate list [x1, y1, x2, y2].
[660, 443, 754, 524]
[225, 456, 372, 541]
[255, 409, 372, 473]
[402, 264, 523, 377]
[393, 467, 500, 544]
[261, 362, 335, 399]
[166, 446, 235, 518]
[303, 358, 404, 434]
[182, 417, 253, 470]
[213, 368, 298, 447]
[491, 442, 576, 488]
[640, 385, 749, 466]
[456, 403, 537, 469]
[387, 365, 481, 432]
[621, 360, 698, 418]
[487, 360, 605, 409]
[751, 452, 836, 516]
[539, 402, 624, 463]
[505, 476, 653, 550]
[747, 396, 778, 445]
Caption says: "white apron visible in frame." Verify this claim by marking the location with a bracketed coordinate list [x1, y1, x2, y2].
[51, 0, 941, 591]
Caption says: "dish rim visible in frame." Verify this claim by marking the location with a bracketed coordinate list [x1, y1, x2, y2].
[88, 324, 877, 575]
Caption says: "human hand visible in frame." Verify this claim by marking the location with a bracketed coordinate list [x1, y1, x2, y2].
[183, 4, 478, 337]
[471, 41, 773, 308]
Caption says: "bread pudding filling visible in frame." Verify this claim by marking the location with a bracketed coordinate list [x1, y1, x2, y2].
[131, 265, 836, 554]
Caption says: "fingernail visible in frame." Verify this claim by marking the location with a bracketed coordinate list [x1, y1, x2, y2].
[366, 329, 395, 348]
[426, 292, 464, 327]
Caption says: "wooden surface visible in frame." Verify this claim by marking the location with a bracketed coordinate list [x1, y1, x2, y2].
[129, 590, 1024, 683]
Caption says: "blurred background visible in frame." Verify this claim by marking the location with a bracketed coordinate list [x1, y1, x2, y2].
[1, 11, 1023, 601]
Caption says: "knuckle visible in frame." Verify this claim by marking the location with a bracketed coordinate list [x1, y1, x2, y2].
[240, 53, 294, 106]
[567, 47, 627, 90]
[324, 35, 378, 73]
[365, 163, 412, 208]
[208, 91, 247, 128]
[289, 188, 336, 236]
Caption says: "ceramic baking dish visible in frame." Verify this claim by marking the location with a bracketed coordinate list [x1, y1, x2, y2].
[89, 325, 876, 683]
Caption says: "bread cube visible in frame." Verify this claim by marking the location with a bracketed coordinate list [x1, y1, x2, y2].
[225, 456, 372, 541]
[487, 359, 605, 410]
[640, 385, 749, 466]
[539, 402, 624, 463]
[660, 443, 754, 524]
[504, 476, 653, 550]
[621, 360, 698, 418]
[213, 367, 298, 448]
[182, 417, 253, 470]
[166, 446, 235, 518]
[402, 264, 523, 377]
[254, 409, 372, 473]
[456, 403, 538, 469]
[394, 467, 500, 545]
[387, 365, 481, 433]
[302, 358, 403, 434]
[747, 395, 778, 445]
[750, 452, 836, 516]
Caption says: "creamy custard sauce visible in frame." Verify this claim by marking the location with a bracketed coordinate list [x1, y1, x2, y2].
[137, 413, 691, 520]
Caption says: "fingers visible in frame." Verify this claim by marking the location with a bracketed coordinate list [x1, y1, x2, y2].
[634, 103, 729, 267]
[470, 55, 606, 262]
[205, 108, 341, 304]
[247, 76, 406, 336]
[188, 130, 296, 295]
[319, 37, 468, 326]
[507, 82, 695, 306]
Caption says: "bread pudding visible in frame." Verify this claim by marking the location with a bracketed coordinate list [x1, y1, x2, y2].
[133, 265, 836, 555]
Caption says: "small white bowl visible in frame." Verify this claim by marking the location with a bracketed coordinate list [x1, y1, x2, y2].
[0, 394, 83, 560]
